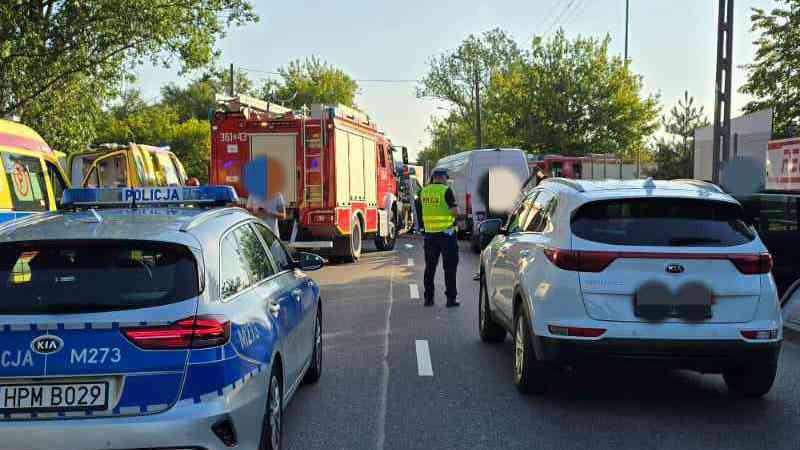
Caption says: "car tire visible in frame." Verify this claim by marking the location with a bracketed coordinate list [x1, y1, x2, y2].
[304, 305, 323, 384]
[259, 368, 283, 450]
[723, 364, 777, 398]
[479, 273, 506, 343]
[513, 307, 548, 395]
[375, 210, 397, 251]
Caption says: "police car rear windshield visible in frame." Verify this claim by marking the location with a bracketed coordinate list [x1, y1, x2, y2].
[571, 198, 755, 247]
[0, 240, 199, 314]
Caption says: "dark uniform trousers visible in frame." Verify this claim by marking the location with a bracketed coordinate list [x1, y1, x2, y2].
[423, 231, 459, 303]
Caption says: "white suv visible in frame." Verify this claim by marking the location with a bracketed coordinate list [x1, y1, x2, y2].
[478, 178, 782, 397]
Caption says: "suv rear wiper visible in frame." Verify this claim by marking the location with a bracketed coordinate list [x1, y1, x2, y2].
[668, 237, 724, 246]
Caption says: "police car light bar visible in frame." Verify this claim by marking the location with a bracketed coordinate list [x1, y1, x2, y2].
[61, 186, 239, 208]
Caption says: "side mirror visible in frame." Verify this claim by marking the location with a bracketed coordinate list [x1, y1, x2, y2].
[478, 218, 504, 249]
[295, 251, 324, 271]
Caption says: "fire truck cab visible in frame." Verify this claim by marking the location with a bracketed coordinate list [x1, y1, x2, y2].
[211, 95, 402, 262]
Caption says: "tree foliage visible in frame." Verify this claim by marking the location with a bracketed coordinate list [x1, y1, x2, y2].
[260, 57, 359, 109]
[417, 30, 660, 167]
[161, 67, 256, 122]
[740, 0, 800, 138]
[648, 91, 710, 179]
[0, 0, 257, 152]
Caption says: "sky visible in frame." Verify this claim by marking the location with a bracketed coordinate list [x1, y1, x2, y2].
[135, 0, 778, 161]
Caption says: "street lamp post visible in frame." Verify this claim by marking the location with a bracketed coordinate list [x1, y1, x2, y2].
[453, 54, 482, 150]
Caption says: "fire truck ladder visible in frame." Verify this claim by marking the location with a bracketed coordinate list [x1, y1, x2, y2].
[288, 109, 332, 250]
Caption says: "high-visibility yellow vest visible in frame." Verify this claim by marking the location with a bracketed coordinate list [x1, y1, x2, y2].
[420, 183, 455, 233]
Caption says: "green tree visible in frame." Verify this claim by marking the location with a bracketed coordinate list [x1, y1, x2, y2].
[648, 91, 710, 179]
[0, 0, 257, 151]
[417, 28, 523, 150]
[161, 67, 256, 122]
[259, 57, 359, 109]
[418, 29, 660, 166]
[740, 0, 800, 138]
[492, 31, 660, 158]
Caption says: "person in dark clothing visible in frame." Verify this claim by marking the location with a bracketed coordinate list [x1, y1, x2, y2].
[416, 169, 460, 307]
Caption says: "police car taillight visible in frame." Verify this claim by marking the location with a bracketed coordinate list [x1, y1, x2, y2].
[122, 315, 230, 350]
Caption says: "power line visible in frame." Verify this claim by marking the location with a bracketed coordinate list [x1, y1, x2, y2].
[533, 0, 562, 34]
[545, 0, 578, 37]
[562, 0, 588, 29]
[238, 66, 419, 83]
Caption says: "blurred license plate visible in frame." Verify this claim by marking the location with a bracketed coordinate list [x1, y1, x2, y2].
[0, 382, 108, 412]
[635, 282, 712, 321]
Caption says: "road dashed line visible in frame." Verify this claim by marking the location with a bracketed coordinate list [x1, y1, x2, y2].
[409, 283, 419, 299]
[415, 340, 434, 376]
[407, 258, 414, 267]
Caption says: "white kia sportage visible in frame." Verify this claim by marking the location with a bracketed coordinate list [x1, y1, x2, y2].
[478, 178, 781, 397]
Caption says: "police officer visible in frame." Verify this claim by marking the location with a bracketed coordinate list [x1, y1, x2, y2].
[417, 169, 460, 307]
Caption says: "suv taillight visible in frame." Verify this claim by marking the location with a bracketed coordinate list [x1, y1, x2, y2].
[729, 253, 773, 274]
[122, 315, 230, 350]
[542, 249, 773, 274]
[465, 193, 473, 215]
[543, 248, 616, 272]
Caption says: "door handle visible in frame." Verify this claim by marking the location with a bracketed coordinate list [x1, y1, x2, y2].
[269, 300, 281, 317]
[292, 288, 303, 301]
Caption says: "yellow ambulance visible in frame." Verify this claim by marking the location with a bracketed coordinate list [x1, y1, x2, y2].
[0, 119, 70, 223]
[68, 143, 188, 188]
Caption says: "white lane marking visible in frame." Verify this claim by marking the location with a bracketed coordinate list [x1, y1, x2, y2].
[404, 243, 414, 249]
[409, 283, 419, 299]
[415, 340, 434, 376]
[376, 254, 395, 450]
[407, 258, 414, 267]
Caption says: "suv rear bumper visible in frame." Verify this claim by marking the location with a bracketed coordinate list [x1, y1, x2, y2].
[539, 337, 781, 373]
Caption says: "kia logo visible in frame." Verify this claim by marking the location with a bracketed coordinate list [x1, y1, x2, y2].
[665, 263, 685, 274]
[30, 335, 64, 355]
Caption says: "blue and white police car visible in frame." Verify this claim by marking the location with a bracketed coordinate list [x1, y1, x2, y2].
[0, 186, 324, 450]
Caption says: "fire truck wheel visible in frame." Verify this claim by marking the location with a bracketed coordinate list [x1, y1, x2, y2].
[342, 218, 362, 262]
[375, 210, 397, 251]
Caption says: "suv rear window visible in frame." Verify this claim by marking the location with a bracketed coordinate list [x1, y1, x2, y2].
[0, 241, 199, 314]
[571, 198, 755, 247]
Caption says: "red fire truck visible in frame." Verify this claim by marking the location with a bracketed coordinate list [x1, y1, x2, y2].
[210, 95, 402, 262]
[528, 154, 637, 180]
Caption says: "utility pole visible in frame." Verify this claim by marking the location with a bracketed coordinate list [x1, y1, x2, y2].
[712, 0, 734, 185]
[624, 0, 630, 61]
[474, 65, 482, 150]
[229, 63, 235, 97]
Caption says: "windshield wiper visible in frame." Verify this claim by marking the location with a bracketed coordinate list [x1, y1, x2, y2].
[668, 237, 724, 246]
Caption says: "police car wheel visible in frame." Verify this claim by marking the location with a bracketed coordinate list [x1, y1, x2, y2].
[304, 305, 323, 384]
[479, 273, 506, 343]
[260, 371, 283, 450]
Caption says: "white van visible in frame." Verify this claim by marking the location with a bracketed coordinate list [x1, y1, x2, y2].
[434, 148, 529, 245]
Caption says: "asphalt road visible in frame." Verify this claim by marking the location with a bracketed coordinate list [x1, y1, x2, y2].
[284, 235, 800, 450]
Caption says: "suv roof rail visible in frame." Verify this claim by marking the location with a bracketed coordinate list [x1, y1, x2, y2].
[671, 179, 724, 193]
[179, 207, 244, 232]
[540, 177, 585, 192]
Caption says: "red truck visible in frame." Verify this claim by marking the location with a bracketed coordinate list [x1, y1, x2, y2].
[210, 95, 404, 262]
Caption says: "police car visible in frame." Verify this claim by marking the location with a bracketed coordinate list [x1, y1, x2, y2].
[0, 186, 324, 450]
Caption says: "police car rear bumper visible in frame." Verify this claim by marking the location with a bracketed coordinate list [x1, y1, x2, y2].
[0, 370, 268, 450]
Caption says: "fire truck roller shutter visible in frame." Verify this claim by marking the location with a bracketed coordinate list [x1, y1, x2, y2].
[335, 129, 350, 205]
[250, 134, 297, 204]
[348, 133, 365, 201]
[364, 137, 377, 205]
